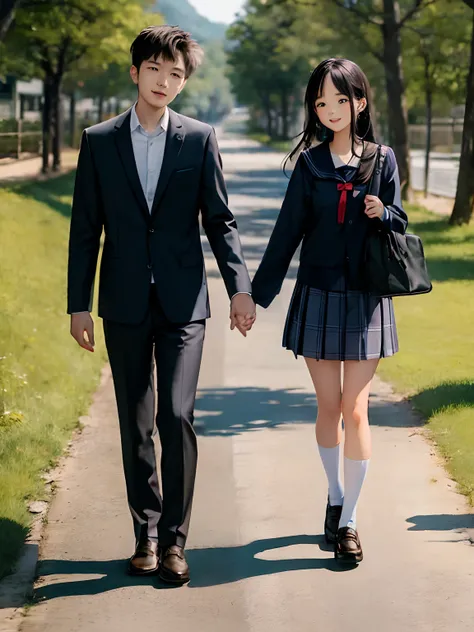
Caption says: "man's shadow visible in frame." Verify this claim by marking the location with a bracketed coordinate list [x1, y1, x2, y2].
[31, 534, 349, 603]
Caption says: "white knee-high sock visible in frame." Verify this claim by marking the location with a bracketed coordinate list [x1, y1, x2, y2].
[318, 444, 344, 506]
[339, 457, 370, 530]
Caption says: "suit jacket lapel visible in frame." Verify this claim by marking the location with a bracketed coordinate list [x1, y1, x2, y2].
[151, 109, 185, 218]
[114, 108, 150, 222]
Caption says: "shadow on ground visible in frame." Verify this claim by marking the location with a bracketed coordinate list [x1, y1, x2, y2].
[29, 534, 351, 603]
[412, 381, 474, 418]
[0, 518, 29, 587]
[23, 513, 474, 604]
[4, 173, 75, 219]
[194, 387, 419, 438]
[406, 514, 474, 532]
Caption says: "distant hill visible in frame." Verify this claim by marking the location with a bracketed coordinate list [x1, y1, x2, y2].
[153, 0, 227, 42]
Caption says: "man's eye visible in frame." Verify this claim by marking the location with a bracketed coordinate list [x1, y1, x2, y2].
[172, 73, 181, 78]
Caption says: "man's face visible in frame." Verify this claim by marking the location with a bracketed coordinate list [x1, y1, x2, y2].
[314, 75, 365, 134]
[131, 53, 187, 108]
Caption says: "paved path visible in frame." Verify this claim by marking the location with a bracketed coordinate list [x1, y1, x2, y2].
[9, 115, 474, 631]
[0, 150, 78, 183]
[410, 151, 459, 198]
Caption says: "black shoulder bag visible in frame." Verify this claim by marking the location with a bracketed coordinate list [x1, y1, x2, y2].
[364, 145, 432, 297]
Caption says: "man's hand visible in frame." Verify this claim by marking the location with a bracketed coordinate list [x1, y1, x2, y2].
[70, 312, 95, 352]
[230, 294, 256, 337]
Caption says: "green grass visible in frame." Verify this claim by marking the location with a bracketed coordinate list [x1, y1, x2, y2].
[0, 174, 107, 580]
[378, 205, 474, 504]
[247, 132, 292, 154]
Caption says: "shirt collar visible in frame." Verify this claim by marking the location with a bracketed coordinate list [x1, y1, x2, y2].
[130, 103, 169, 135]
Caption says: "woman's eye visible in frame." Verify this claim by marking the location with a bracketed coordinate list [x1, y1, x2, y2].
[339, 98, 348, 104]
[316, 103, 325, 108]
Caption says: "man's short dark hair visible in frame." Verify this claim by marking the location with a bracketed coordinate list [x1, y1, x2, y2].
[131, 25, 204, 78]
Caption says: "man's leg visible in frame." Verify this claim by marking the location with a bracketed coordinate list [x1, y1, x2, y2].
[153, 307, 205, 551]
[103, 311, 162, 547]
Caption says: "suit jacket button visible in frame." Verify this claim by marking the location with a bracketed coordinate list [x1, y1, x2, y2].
[349, 220, 353, 225]
[148, 228, 154, 233]
[147, 264, 152, 269]
[176, 134, 182, 141]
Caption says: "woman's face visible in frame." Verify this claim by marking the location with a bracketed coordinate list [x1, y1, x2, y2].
[314, 75, 366, 135]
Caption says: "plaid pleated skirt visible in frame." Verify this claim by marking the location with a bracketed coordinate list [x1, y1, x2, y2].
[283, 280, 399, 361]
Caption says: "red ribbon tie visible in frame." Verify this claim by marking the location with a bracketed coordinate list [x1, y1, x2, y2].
[337, 182, 353, 224]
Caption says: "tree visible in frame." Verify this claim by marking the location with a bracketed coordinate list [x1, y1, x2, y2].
[403, 1, 471, 195]
[227, 0, 324, 139]
[0, 0, 20, 40]
[5, 0, 155, 172]
[450, 0, 474, 224]
[269, 0, 436, 199]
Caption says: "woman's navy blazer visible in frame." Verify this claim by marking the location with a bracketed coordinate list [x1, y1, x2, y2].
[252, 141, 408, 308]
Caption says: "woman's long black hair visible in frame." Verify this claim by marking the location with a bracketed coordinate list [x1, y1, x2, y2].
[284, 58, 377, 183]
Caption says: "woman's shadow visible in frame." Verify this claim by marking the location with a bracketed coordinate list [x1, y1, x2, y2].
[32, 534, 350, 603]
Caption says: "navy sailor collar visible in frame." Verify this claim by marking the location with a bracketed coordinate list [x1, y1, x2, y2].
[301, 140, 367, 182]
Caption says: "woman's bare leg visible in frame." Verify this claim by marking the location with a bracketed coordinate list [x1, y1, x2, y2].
[305, 358, 343, 447]
[338, 359, 379, 531]
[305, 359, 344, 505]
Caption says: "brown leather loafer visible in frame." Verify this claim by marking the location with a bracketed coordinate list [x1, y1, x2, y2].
[324, 500, 343, 544]
[335, 527, 363, 564]
[158, 545, 190, 585]
[128, 539, 159, 576]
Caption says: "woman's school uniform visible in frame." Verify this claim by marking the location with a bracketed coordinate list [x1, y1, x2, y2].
[251, 140, 408, 361]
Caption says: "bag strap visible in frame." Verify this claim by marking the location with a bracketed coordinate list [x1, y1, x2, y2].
[368, 144, 388, 197]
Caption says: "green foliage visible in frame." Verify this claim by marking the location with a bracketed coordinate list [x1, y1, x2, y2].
[227, 0, 324, 138]
[5, 0, 156, 80]
[403, 0, 471, 116]
[229, 0, 471, 142]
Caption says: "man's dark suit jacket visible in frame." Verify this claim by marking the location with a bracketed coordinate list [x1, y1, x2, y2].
[67, 107, 251, 324]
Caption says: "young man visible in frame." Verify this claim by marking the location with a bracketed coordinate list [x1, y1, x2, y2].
[67, 25, 255, 585]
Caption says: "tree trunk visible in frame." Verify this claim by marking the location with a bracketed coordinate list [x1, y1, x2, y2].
[0, 0, 18, 41]
[382, 0, 411, 200]
[281, 90, 289, 139]
[449, 10, 474, 225]
[69, 90, 76, 148]
[97, 95, 104, 123]
[51, 75, 63, 171]
[42, 74, 53, 174]
[423, 51, 432, 198]
[263, 96, 273, 137]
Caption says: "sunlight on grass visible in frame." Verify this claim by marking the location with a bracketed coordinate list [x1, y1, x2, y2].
[0, 176, 107, 579]
[378, 206, 474, 504]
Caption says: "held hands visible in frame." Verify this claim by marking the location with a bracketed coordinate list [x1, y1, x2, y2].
[230, 294, 257, 337]
[364, 195, 384, 219]
[70, 312, 95, 352]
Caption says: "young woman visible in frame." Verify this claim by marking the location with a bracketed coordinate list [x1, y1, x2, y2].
[252, 58, 407, 564]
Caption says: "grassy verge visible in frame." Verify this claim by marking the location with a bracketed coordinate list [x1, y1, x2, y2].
[247, 131, 292, 154]
[0, 174, 107, 580]
[378, 205, 474, 504]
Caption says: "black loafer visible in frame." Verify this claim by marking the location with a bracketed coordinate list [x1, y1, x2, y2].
[324, 501, 343, 544]
[158, 545, 190, 585]
[128, 539, 159, 576]
[335, 526, 363, 564]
